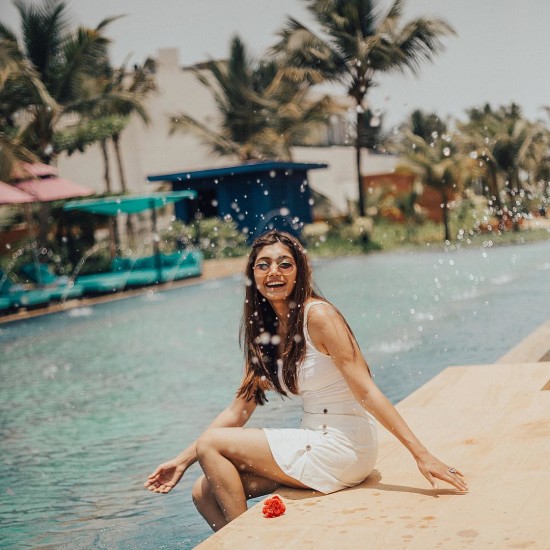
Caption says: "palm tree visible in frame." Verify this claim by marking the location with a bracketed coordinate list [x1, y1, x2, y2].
[0, 38, 46, 179]
[273, 0, 455, 216]
[408, 109, 447, 142]
[398, 114, 472, 241]
[0, 0, 118, 163]
[65, 58, 157, 193]
[91, 59, 157, 244]
[458, 104, 547, 228]
[170, 35, 335, 161]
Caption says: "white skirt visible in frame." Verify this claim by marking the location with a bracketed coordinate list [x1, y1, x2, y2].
[263, 410, 378, 494]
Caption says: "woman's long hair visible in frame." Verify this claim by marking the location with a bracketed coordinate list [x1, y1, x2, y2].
[237, 230, 323, 404]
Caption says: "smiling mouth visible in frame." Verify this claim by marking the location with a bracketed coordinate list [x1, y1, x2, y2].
[266, 281, 285, 288]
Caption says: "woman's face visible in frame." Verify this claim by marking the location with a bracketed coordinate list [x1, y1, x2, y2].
[253, 242, 297, 304]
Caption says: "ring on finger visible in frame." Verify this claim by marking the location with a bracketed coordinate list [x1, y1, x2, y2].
[448, 467, 457, 474]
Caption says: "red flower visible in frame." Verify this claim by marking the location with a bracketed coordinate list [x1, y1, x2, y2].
[262, 495, 286, 518]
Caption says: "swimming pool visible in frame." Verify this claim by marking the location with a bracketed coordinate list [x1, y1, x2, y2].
[1, 239, 549, 549]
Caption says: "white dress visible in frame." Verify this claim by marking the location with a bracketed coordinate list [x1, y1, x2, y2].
[263, 301, 378, 494]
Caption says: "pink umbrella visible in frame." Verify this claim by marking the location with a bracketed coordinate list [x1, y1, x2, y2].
[15, 176, 94, 202]
[0, 180, 35, 204]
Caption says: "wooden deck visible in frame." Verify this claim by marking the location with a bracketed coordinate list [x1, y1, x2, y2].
[497, 321, 550, 364]
[197, 324, 550, 549]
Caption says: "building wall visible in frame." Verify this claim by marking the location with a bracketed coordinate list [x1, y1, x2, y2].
[294, 146, 399, 215]
[363, 172, 452, 223]
[55, 48, 399, 218]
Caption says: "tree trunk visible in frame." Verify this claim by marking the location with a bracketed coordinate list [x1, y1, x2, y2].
[37, 203, 51, 246]
[100, 140, 119, 258]
[509, 171, 521, 232]
[487, 164, 505, 230]
[108, 217, 119, 259]
[356, 109, 366, 218]
[441, 186, 450, 242]
[100, 140, 112, 194]
[112, 133, 136, 247]
[113, 133, 127, 193]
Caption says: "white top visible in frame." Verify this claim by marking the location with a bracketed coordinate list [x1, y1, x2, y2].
[279, 300, 372, 418]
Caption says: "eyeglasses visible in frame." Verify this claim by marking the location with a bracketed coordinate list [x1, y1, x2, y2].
[253, 260, 296, 273]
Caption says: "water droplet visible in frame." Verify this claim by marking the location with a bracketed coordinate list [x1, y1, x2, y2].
[258, 332, 271, 345]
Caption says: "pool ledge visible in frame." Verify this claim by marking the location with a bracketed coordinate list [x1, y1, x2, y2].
[197, 324, 550, 549]
[0, 257, 246, 324]
[497, 321, 550, 363]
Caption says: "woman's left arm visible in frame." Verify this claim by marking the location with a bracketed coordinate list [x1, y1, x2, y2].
[308, 305, 468, 492]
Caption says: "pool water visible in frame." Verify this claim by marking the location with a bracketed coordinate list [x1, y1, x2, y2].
[1, 239, 549, 549]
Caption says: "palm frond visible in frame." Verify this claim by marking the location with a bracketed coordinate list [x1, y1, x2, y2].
[272, 17, 346, 82]
[394, 18, 456, 75]
[0, 38, 23, 87]
[171, 112, 265, 161]
[0, 131, 38, 181]
[14, 0, 71, 83]
[54, 26, 111, 102]
[0, 22, 19, 44]
[0, 38, 58, 112]
[94, 15, 124, 33]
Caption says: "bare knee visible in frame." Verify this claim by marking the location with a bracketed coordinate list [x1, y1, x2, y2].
[195, 429, 220, 463]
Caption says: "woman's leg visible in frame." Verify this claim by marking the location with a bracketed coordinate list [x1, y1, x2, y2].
[195, 427, 309, 523]
[192, 472, 281, 531]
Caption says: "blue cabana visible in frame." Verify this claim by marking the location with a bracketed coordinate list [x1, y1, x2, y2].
[147, 161, 327, 240]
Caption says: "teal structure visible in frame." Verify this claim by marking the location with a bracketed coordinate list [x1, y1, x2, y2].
[0, 269, 53, 312]
[147, 161, 327, 240]
[19, 263, 83, 301]
[63, 191, 203, 294]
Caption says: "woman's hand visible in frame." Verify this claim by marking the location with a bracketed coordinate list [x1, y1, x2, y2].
[144, 459, 186, 494]
[415, 452, 468, 492]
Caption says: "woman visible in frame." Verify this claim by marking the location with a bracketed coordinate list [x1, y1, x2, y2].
[145, 230, 467, 531]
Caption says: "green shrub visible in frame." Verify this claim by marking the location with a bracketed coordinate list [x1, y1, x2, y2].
[302, 218, 380, 257]
[449, 190, 489, 237]
[160, 217, 248, 259]
[74, 245, 112, 275]
[335, 217, 374, 242]
[159, 220, 195, 252]
[301, 221, 330, 248]
[370, 219, 444, 248]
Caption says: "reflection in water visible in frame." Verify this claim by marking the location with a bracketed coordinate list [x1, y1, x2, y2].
[1, 239, 550, 549]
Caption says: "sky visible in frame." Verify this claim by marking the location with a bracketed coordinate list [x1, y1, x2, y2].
[1, 0, 549, 128]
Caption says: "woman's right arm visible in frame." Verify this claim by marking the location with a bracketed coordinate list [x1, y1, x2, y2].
[144, 394, 257, 493]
